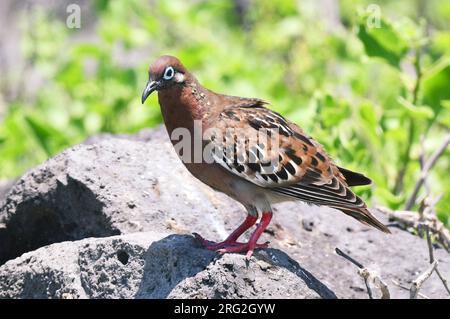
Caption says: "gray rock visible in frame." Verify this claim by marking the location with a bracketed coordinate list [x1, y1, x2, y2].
[0, 126, 243, 265]
[0, 126, 449, 298]
[0, 232, 332, 299]
[167, 248, 334, 299]
[0, 180, 15, 203]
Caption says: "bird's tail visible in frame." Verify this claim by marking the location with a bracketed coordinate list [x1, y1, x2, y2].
[335, 206, 391, 234]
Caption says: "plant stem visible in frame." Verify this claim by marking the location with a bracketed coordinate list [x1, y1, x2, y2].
[394, 48, 422, 195]
[405, 133, 450, 210]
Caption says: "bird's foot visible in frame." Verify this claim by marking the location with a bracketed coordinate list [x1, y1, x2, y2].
[193, 232, 269, 258]
[193, 232, 238, 250]
[217, 241, 270, 260]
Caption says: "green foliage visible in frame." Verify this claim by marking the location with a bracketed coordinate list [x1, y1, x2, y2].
[356, 13, 408, 68]
[422, 57, 450, 115]
[0, 0, 449, 227]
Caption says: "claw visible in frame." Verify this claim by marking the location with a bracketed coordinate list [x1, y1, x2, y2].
[192, 232, 213, 246]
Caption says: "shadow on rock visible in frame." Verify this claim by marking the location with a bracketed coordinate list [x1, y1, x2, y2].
[254, 248, 337, 299]
[135, 234, 217, 298]
[0, 176, 120, 265]
[135, 234, 337, 299]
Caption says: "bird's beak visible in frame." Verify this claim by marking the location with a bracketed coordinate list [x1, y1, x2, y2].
[141, 80, 158, 104]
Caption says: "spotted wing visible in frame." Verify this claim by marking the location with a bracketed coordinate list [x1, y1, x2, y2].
[207, 104, 388, 233]
[209, 105, 366, 208]
[208, 106, 337, 188]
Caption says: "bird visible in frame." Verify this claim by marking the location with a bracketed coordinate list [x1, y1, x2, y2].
[141, 55, 390, 259]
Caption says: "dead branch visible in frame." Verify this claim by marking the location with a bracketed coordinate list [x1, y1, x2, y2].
[425, 224, 450, 296]
[335, 247, 363, 268]
[391, 279, 429, 299]
[419, 135, 431, 196]
[418, 197, 450, 296]
[410, 261, 437, 299]
[405, 133, 450, 210]
[359, 268, 390, 299]
[335, 248, 390, 299]
[376, 206, 450, 252]
[377, 200, 450, 298]
[425, 224, 434, 262]
[394, 49, 423, 195]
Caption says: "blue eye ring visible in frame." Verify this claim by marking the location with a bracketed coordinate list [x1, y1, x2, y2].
[163, 66, 175, 80]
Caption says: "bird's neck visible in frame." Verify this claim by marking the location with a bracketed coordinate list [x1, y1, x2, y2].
[157, 77, 219, 135]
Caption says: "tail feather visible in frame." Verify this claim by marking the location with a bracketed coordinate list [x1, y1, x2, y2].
[336, 206, 391, 233]
[338, 166, 372, 186]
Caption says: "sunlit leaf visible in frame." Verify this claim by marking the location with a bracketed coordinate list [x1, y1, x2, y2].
[375, 188, 405, 209]
[24, 116, 67, 156]
[356, 14, 408, 68]
[397, 96, 434, 119]
[422, 56, 450, 114]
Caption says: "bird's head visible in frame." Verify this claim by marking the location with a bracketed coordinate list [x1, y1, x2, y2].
[141, 55, 188, 104]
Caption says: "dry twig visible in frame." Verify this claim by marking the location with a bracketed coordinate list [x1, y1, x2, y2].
[335, 248, 390, 299]
[394, 49, 423, 195]
[377, 196, 450, 298]
[410, 261, 437, 299]
[424, 224, 450, 296]
[391, 279, 429, 299]
[419, 135, 430, 196]
[405, 133, 450, 210]
[377, 206, 450, 252]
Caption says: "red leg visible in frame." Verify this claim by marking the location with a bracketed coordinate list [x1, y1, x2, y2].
[217, 211, 273, 259]
[193, 214, 258, 250]
[225, 214, 258, 242]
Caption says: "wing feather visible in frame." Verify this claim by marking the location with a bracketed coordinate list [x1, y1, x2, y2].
[206, 102, 389, 233]
[208, 106, 335, 188]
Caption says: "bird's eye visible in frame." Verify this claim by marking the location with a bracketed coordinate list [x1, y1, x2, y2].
[163, 66, 175, 80]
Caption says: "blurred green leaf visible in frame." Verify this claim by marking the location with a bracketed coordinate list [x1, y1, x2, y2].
[437, 102, 450, 127]
[375, 188, 405, 209]
[431, 31, 450, 56]
[356, 14, 408, 68]
[358, 101, 378, 131]
[24, 115, 67, 156]
[422, 56, 450, 114]
[398, 96, 434, 119]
